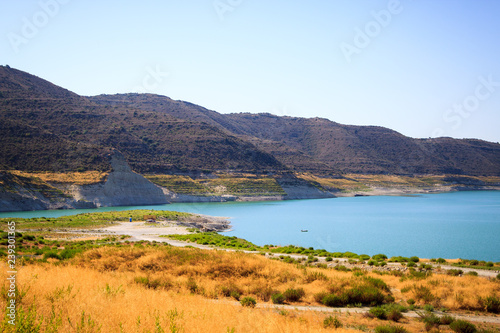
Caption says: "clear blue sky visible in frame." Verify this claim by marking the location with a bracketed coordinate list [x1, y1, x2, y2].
[1, 0, 500, 142]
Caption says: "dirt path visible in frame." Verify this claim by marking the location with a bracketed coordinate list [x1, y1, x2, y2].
[101, 221, 214, 249]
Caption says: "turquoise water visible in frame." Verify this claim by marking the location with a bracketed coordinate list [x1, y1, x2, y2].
[1, 191, 499, 261]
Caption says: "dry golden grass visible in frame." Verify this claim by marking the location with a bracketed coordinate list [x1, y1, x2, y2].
[0, 262, 377, 333]
[296, 173, 369, 192]
[10, 170, 108, 185]
[1, 246, 499, 332]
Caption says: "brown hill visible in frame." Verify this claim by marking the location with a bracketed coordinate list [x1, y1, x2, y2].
[2, 65, 500, 176]
[89, 94, 500, 176]
[0, 66, 285, 173]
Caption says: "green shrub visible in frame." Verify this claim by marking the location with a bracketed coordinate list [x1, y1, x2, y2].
[322, 294, 343, 307]
[230, 291, 241, 300]
[407, 262, 416, 268]
[386, 307, 403, 322]
[360, 254, 371, 261]
[413, 285, 434, 303]
[423, 304, 434, 312]
[479, 295, 500, 313]
[59, 249, 79, 260]
[447, 269, 463, 276]
[325, 256, 333, 262]
[283, 288, 305, 302]
[134, 276, 166, 289]
[369, 307, 387, 320]
[375, 325, 408, 333]
[369, 305, 403, 322]
[372, 254, 388, 261]
[440, 315, 455, 325]
[465, 271, 478, 277]
[342, 285, 385, 306]
[271, 292, 285, 304]
[186, 278, 198, 294]
[419, 312, 441, 331]
[220, 284, 242, 298]
[409, 256, 420, 263]
[240, 296, 256, 308]
[449, 320, 477, 333]
[323, 315, 343, 329]
[364, 276, 390, 291]
[43, 251, 61, 260]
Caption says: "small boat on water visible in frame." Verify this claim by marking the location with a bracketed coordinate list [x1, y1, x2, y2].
[301, 229, 308, 232]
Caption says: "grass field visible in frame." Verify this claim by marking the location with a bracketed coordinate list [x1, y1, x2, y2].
[1, 244, 499, 332]
[0, 210, 192, 230]
[1, 209, 499, 332]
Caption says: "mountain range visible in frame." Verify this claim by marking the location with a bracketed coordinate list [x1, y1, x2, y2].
[1, 65, 499, 177]
[1, 65, 500, 212]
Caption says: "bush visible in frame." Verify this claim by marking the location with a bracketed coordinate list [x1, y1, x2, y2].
[369, 305, 403, 322]
[230, 291, 241, 300]
[186, 278, 198, 294]
[323, 315, 343, 329]
[423, 304, 434, 312]
[43, 251, 61, 260]
[325, 256, 333, 262]
[447, 269, 463, 276]
[240, 296, 256, 308]
[386, 307, 403, 322]
[419, 312, 441, 331]
[360, 254, 371, 261]
[322, 294, 344, 307]
[449, 320, 477, 333]
[271, 292, 285, 304]
[479, 295, 500, 313]
[369, 307, 387, 320]
[372, 254, 388, 261]
[283, 288, 305, 302]
[342, 285, 385, 306]
[375, 325, 408, 333]
[364, 276, 389, 291]
[440, 315, 455, 325]
[413, 285, 434, 303]
[409, 256, 420, 263]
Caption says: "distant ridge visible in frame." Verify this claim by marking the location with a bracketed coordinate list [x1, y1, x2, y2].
[2, 65, 500, 176]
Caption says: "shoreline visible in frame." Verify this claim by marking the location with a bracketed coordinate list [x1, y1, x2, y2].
[47, 220, 500, 279]
[1, 184, 499, 214]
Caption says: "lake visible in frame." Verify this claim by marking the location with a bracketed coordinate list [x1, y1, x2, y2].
[1, 191, 499, 261]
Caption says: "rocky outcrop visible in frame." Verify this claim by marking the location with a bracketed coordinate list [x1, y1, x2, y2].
[276, 176, 335, 200]
[65, 153, 168, 207]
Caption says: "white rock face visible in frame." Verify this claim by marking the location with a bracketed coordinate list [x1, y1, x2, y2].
[70, 153, 168, 207]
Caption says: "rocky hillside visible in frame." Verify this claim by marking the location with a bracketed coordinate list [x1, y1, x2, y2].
[0, 66, 284, 174]
[90, 93, 500, 176]
[2, 66, 500, 177]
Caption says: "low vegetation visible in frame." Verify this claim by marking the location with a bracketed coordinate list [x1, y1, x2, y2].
[0, 209, 192, 230]
[146, 173, 286, 196]
[10, 170, 108, 185]
[1, 237, 499, 332]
